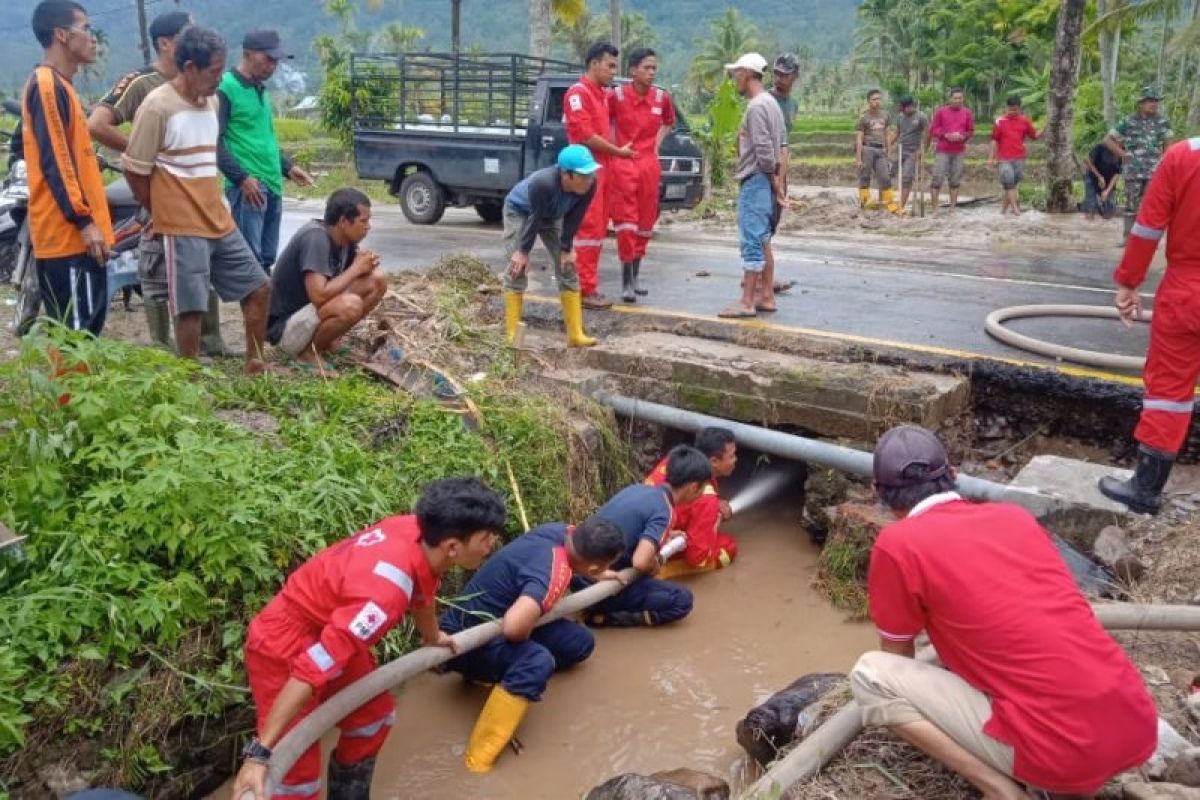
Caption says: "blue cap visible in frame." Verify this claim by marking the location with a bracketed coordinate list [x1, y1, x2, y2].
[557, 144, 601, 175]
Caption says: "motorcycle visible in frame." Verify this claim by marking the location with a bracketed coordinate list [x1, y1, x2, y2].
[1, 99, 27, 285]
[6, 98, 143, 336]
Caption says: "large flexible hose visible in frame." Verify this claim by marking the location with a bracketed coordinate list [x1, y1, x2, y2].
[247, 566, 639, 798]
[984, 304, 1149, 372]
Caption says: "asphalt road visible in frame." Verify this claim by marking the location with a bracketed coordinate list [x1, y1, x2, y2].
[281, 201, 1157, 371]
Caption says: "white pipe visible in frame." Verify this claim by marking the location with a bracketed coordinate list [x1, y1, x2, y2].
[249, 566, 640, 798]
[593, 392, 1010, 502]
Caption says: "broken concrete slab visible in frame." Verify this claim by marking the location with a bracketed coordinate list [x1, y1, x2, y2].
[1005, 455, 1130, 550]
[575, 332, 970, 439]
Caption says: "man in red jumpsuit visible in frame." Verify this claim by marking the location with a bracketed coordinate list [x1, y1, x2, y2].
[645, 427, 740, 577]
[231, 477, 507, 800]
[564, 41, 635, 309]
[610, 47, 675, 304]
[1099, 137, 1200, 515]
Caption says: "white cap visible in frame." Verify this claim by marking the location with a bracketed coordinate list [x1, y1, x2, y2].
[724, 53, 768, 75]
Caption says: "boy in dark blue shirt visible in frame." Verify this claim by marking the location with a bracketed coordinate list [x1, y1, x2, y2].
[441, 517, 624, 773]
[583, 445, 712, 628]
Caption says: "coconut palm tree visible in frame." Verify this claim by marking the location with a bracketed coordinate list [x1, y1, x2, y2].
[529, 0, 587, 59]
[1045, 0, 1087, 212]
[688, 9, 761, 98]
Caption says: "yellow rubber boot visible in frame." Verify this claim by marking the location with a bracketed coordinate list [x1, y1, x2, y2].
[464, 686, 530, 773]
[560, 291, 597, 348]
[882, 188, 903, 215]
[857, 187, 871, 208]
[503, 291, 523, 344]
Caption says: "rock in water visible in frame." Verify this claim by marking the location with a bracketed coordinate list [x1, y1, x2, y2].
[1092, 525, 1147, 583]
[1123, 782, 1200, 800]
[736, 673, 845, 766]
[1164, 748, 1200, 788]
[584, 774, 702, 800]
[650, 769, 730, 799]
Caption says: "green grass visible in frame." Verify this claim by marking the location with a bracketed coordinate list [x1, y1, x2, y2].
[288, 161, 394, 205]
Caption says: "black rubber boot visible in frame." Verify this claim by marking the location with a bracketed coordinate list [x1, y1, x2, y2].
[327, 757, 376, 800]
[632, 258, 647, 296]
[620, 262, 636, 303]
[585, 610, 652, 628]
[1098, 446, 1174, 515]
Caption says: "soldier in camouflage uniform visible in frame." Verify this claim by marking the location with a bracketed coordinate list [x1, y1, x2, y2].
[1104, 86, 1173, 243]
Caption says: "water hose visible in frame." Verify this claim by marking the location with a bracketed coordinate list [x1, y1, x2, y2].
[247, 566, 640, 798]
[984, 304, 1149, 372]
[740, 602, 1200, 799]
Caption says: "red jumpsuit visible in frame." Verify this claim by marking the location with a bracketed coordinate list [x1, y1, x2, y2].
[564, 75, 613, 296]
[645, 456, 738, 571]
[244, 517, 440, 797]
[1114, 138, 1200, 455]
[609, 83, 675, 264]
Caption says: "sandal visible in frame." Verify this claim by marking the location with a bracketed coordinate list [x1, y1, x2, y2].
[755, 305, 778, 313]
[718, 306, 758, 319]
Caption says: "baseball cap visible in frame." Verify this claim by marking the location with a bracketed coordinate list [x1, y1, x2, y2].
[873, 425, 950, 488]
[243, 29, 292, 60]
[725, 53, 768, 75]
[773, 54, 799, 75]
[557, 144, 601, 175]
[1139, 85, 1162, 101]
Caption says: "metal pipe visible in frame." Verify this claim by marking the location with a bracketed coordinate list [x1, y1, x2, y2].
[594, 392, 1010, 502]
[250, 567, 640, 798]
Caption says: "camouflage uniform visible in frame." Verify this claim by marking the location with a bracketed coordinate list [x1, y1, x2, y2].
[1109, 112, 1172, 238]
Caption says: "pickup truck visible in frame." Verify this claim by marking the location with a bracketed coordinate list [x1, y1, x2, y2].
[350, 52, 704, 224]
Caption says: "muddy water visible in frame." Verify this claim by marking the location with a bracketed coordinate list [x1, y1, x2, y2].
[213, 501, 875, 799]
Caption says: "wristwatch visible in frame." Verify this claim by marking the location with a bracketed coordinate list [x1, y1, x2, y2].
[241, 737, 273, 764]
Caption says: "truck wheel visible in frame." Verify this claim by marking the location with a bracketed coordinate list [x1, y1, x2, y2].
[473, 201, 503, 224]
[398, 171, 446, 225]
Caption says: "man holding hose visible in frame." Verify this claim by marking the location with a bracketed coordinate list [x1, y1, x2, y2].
[231, 478, 506, 800]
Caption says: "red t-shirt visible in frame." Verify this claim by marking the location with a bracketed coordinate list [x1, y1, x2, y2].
[610, 83, 676, 159]
[564, 75, 613, 164]
[253, 515, 440, 689]
[992, 114, 1038, 160]
[868, 494, 1157, 794]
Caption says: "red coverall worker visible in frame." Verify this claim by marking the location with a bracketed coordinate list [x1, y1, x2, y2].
[564, 75, 613, 300]
[244, 517, 440, 797]
[1099, 137, 1200, 515]
[645, 456, 738, 576]
[610, 83, 675, 300]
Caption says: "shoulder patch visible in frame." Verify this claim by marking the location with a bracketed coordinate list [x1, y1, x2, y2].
[349, 601, 389, 640]
[356, 529, 386, 547]
[569, 93, 583, 113]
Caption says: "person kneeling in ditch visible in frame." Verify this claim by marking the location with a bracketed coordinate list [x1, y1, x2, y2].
[503, 144, 601, 348]
[231, 478, 506, 800]
[849, 426, 1156, 800]
[645, 427, 739, 578]
[266, 188, 386, 373]
[439, 517, 626, 772]
[579, 445, 711, 627]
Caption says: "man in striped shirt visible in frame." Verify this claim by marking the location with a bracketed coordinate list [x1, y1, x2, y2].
[122, 25, 272, 375]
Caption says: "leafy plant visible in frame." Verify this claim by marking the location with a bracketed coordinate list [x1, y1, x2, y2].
[694, 79, 744, 194]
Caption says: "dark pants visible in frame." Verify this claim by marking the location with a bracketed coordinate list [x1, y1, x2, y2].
[444, 619, 594, 702]
[1084, 174, 1117, 217]
[575, 575, 694, 625]
[37, 254, 107, 336]
[227, 183, 283, 273]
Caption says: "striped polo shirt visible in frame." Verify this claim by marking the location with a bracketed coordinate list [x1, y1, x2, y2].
[121, 81, 235, 239]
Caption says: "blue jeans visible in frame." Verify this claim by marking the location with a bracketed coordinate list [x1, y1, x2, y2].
[738, 172, 774, 273]
[227, 183, 283, 273]
[1084, 174, 1117, 218]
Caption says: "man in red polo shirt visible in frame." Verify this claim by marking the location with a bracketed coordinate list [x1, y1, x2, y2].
[645, 426, 739, 577]
[988, 96, 1039, 216]
[851, 426, 1156, 799]
[564, 41, 635, 309]
[609, 47, 675, 304]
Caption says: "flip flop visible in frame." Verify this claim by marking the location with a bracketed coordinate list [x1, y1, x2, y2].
[755, 305, 778, 313]
[718, 306, 758, 319]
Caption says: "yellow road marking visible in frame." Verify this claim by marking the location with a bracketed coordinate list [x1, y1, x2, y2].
[525, 294, 1150, 389]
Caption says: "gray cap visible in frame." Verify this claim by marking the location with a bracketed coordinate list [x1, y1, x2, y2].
[773, 53, 799, 75]
[873, 425, 950, 488]
[243, 29, 292, 60]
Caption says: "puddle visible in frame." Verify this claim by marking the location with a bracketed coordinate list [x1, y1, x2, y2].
[210, 501, 875, 799]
